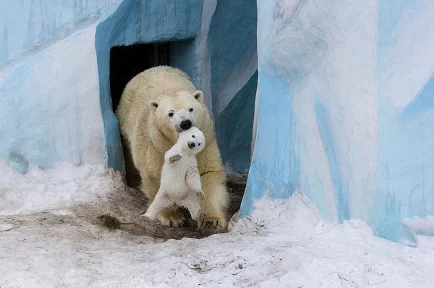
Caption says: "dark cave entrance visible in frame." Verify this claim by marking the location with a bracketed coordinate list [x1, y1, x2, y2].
[110, 43, 170, 112]
[109, 42, 170, 187]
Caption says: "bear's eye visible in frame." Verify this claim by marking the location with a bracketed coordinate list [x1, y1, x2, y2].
[192, 135, 195, 138]
[168, 112, 174, 117]
[198, 143, 201, 146]
[189, 108, 193, 112]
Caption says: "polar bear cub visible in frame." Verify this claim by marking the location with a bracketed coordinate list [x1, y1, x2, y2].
[144, 126, 206, 222]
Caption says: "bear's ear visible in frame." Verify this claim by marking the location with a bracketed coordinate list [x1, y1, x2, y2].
[193, 90, 204, 103]
[148, 100, 159, 111]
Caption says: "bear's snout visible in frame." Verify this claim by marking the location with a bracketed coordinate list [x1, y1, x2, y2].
[180, 119, 192, 130]
[188, 141, 196, 149]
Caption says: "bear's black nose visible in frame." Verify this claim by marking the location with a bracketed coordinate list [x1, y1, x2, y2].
[180, 120, 192, 130]
[188, 142, 196, 149]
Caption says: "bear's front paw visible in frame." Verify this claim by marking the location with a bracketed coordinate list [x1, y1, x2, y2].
[169, 154, 181, 163]
[197, 190, 205, 200]
[198, 216, 227, 233]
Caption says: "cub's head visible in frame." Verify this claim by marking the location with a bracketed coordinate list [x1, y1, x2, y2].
[148, 90, 207, 142]
[178, 127, 206, 155]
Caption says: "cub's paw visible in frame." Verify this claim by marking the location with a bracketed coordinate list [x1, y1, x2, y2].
[157, 210, 186, 227]
[169, 154, 181, 163]
[198, 216, 227, 233]
[197, 190, 205, 200]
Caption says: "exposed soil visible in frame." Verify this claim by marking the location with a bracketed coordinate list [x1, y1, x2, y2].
[1, 171, 247, 241]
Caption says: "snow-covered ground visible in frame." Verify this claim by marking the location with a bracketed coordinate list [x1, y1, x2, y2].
[1, 163, 434, 288]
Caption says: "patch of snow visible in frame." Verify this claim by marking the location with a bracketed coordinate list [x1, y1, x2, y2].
[0, 223, 13, 231]
[0, 161, 123, 215]
[403, 216, 434, 236]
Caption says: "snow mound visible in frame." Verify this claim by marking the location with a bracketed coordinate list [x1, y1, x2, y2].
[0, 161, 123, 215]
[1, 166, 433, 287]
[403, 216, 434, 236]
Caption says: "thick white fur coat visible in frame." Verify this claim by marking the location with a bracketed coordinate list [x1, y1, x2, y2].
[144, 127, 206, 221]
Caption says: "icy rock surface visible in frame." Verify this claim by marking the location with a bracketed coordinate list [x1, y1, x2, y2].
[0, 0, 124, 172]
[241, 0, 434, 244]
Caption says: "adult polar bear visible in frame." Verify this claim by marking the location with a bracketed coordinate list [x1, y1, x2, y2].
[116, 66, 228, 232]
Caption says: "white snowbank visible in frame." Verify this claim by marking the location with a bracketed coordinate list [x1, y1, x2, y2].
[0, 161, 123, 215]
[1, 164, 434, 288]
[403, 216, 434, 236]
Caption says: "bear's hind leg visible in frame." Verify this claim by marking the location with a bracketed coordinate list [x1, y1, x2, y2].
[200, 171, 229, 232]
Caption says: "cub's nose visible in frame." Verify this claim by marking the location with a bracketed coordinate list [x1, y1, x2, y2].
[188, 142, 196, 149]
[180, 119, 192, 130]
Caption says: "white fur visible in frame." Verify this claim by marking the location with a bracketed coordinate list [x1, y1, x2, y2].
[116, 66, 229, 230]
[143, 127, 206, 221]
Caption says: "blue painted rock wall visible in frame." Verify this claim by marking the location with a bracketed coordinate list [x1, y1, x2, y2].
[0, 0, 106, 66]
[0, 0, 203, 173]
[96, 0, 258, 173]
[0, 0, 257, 177]
[241, 0, 434, 245]
[95, 0, 203, 172]
[207, 0, 258, 173]
[0, 0, 123, 172]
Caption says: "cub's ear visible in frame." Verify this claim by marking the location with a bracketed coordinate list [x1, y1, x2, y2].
[148, 100, 159, 111]
[193, 90, 204, 104]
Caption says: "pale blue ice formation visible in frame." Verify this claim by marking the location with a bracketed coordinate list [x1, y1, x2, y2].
[241, 0, 434, 245]
[0, 1, 123, 173]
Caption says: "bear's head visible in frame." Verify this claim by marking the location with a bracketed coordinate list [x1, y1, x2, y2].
[148, 90, 208, 143]
[178, 126, 206, 155]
